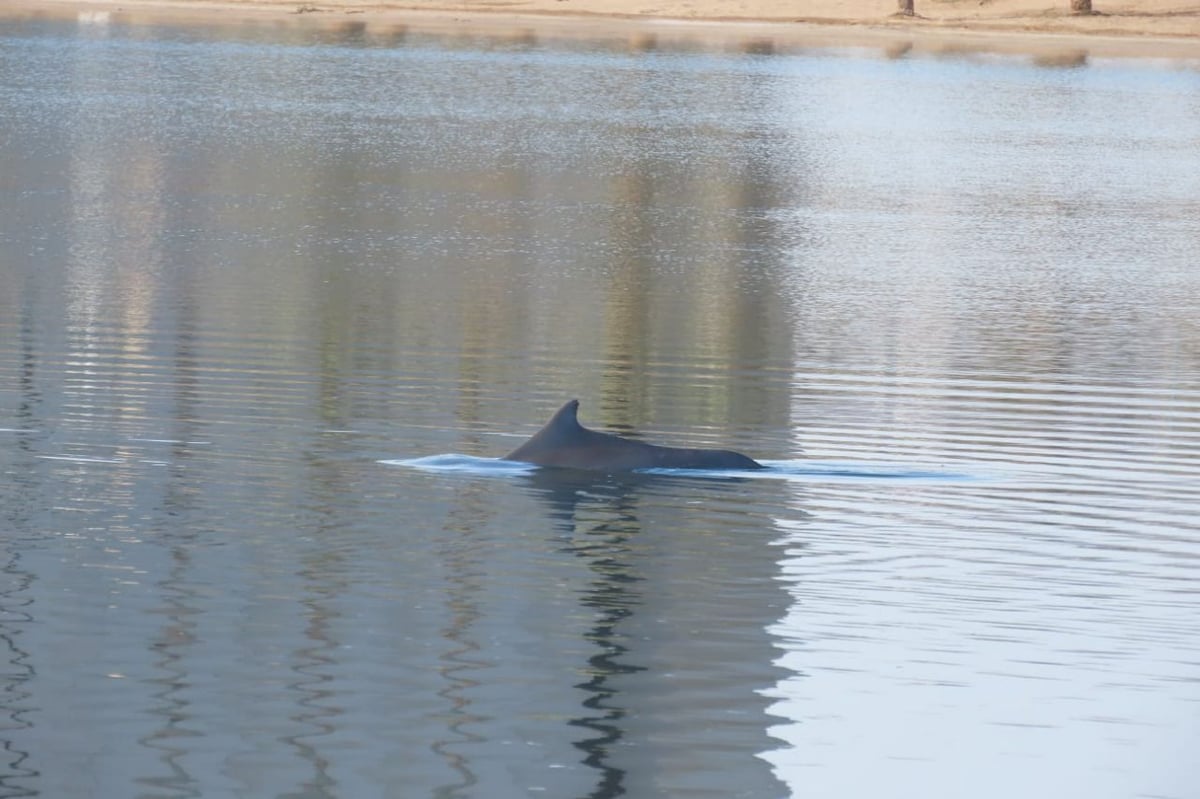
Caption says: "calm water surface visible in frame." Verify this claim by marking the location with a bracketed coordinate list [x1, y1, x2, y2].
[1, 15, 1199, 799]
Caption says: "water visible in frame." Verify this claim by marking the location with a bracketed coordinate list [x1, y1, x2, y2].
[2, 14, 1199, 799]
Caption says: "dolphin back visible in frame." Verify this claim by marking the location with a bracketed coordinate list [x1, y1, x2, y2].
[646, 446, 764, 471]
[503, 399, 763, 471]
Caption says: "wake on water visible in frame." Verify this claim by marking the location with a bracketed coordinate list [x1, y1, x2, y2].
[382, 455, 978, 483]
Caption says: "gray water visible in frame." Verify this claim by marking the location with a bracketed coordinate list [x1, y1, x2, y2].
[1, 14, 1199, 799]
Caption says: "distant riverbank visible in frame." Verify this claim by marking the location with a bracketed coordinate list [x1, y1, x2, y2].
[7, 0, 1200, 60]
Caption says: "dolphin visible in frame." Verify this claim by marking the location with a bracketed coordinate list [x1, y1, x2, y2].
[503, 399, 763, 471]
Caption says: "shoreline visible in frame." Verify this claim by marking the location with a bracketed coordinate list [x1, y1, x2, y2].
[6, 0, 1200, 60]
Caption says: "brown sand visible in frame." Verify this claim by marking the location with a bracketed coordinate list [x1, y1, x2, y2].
[6, 0, 1200, 59]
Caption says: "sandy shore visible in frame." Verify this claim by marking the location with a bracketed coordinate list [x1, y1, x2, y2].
[6, 0, 1200, 59]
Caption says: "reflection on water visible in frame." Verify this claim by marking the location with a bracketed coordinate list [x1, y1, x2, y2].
[1, 14, 1199, 799]
[516, 470, 785, 798]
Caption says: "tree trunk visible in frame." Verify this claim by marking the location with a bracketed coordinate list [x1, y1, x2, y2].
[897, 0, 914, 15]
[1070, 0, 1092, 13]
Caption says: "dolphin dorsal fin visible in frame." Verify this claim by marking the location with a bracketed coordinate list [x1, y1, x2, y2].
[547, 399, 583, 433]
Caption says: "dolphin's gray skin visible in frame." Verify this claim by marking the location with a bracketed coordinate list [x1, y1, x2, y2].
[503, 399, 763, 471]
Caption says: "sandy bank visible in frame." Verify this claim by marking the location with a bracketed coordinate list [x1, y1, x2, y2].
[6, 0, 1200, 59]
